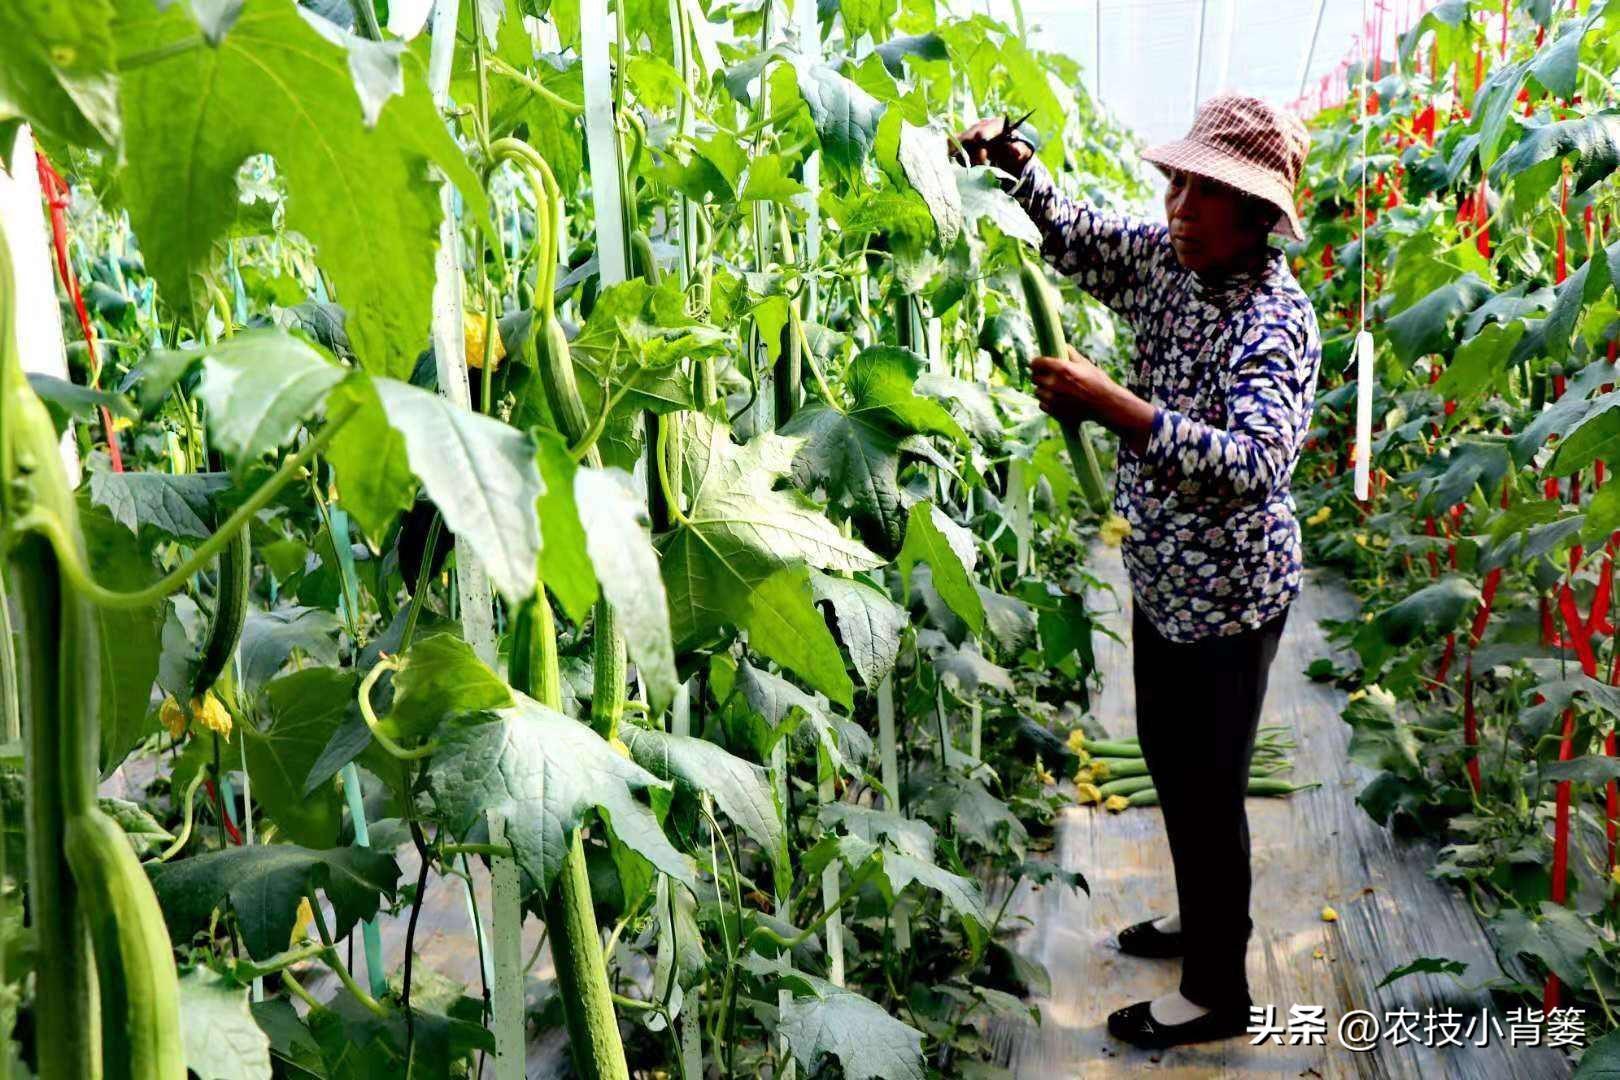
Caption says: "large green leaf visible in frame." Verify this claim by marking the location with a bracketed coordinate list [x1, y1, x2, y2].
[575, 465, 678, 714]
[957, 166, 1041, 247]
[237, 607, 341, 694]
[735, 659, 873, 777]
[89, 466, 230, 541]
[784, 346, 963, 550]
[1491, 110, 1620, 201]
[897, 500, 984, 633]
[620, 725, 786, 871]
[426, 695, 692, 892]
[534, 431, 597, 625]
[385, 633, 512, 742]
[0, 0, 120, 150]
[739, 565, 858, 707]
[197, 332, 344, 467]
[896, 122, 962, 246]
[795, 60, 885, 178]
[1433, 321, 1526, 424]
[1577, 1028, 1620, 1080]
[79, 500, 164, 773]
[148, 845, 400, 959]
[658, 413, 882, 701]
[1353, 576, 1481, 674]
[809, 570, 905, 687]
[914, 771, 1027, 856]
[1384, 274, 1493, 364]
[245, 669, 353, 849]
[777, 977, 925, 1080]
[1491, 903, 1604, 988]
[1412, 439, 1513, 513]
[373, 377, 542, 603]
[114, 0, 486, 378]
[178, 968, 272, 1080]
[813, 804, 987, 951]
[1551, 397, 1620, 475]
[569, 280, 725, 406]
[326, 374, 414, 542]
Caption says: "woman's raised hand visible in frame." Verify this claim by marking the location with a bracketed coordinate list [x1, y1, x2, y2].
[952, 117, 1034, 175]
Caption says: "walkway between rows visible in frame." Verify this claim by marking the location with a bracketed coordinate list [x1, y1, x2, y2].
[995, 550, 1570, 1078]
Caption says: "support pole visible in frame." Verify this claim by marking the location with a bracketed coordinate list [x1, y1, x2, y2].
[1297, 0, 1331, 100]
[1, 128, 79, 484]
[877, 676, 910, 951]
[1192, 0, 1210, 116]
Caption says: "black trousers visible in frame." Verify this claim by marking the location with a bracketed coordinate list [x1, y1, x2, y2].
[1131, 600, 1289, 1010]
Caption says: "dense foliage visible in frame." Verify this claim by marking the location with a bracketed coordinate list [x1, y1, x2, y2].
[1291, 0, 1620, 1063]
[0, 0, 1148, 1075]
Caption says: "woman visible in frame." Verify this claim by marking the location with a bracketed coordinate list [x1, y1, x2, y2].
[959, 95, 1321, 1050]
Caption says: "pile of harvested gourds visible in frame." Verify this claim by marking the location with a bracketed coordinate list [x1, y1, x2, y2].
[1068, 727, 1317, 812]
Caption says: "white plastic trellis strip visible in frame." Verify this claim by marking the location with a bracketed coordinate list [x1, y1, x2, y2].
[389, 0, 434, 40]
[876, 676, 910, 951]
[425, 10, 512, 1072]
[426, 0, 498, 666]
[670, 0, 695, 287]
[796, 0, 821, 304]
[682, 0, 721, 77]
[796, 0, 841, 991]
[1, 126, 81, 485]
[489, 817, 525, 1080]
[1354, 330, 1373, 502]
[1353, 0, 1373, 504]
[581, 0, 628, 288]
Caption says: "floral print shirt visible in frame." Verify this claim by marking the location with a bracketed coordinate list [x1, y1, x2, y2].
[1012, 159, 1322, 643]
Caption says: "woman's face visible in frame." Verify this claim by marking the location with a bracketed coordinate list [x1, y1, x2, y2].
[1163, 169, 1270, 274]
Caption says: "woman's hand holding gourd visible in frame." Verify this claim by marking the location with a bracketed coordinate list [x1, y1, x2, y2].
[1033, 346, 1156, 454]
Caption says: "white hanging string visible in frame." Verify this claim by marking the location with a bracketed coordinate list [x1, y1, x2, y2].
[1354, 0, 1374, 502]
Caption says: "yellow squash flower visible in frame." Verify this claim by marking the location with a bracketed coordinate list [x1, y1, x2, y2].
[1306, 505, 1331, 526]
[1075, 782, 1102, 805]
[464, 310, 506, 371]
[1103, 794, 1130, 813]
[292, 897, 314, 945]
[160, 691, 232, 740]
[1099, 514, 1132, 547]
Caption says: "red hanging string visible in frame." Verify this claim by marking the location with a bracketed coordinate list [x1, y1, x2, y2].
[1548, 583, 1596, 1010]
[1556, 172, 1569, 283]
[35, 153, 124, 472]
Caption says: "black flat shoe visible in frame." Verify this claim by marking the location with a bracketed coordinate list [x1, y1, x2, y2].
[1116, 916, 1183, 958]
[1106, 999, 1252, 1050]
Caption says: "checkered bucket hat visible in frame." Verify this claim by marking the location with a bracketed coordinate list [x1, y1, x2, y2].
[1141, 94, 1310, 241]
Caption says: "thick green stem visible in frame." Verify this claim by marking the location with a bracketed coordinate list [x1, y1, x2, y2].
[4, 407, 355, 610]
